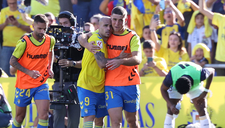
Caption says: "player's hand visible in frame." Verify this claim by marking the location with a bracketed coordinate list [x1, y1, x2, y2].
[87, 41, 101, 54]
[106, 59, 123, 70]
[119, 47, 132, 59]
[58, 59, 71, 68]
[48, 69, 54, 78]
[28, 70, 41, 79]
[169, 104, 179, 115]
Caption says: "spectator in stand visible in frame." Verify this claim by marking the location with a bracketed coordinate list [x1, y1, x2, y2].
[99, 0, 131, 28]
[175, 0, 199, 48]
[90, 13, 103, 31]
[44, 12, 57, 27]
[84, 22, 95, 33]
[0, 0, 31, 76]
[72, 0, 103, 26]
[199, 0, 225, 76]
[150, 18, 190, 70]
[190, 43, 211, 67]
[141, 25, 151, 43]
[156, 0, 185, 49]
[187, 11, 214, 59]
[139, 40, 168, 77]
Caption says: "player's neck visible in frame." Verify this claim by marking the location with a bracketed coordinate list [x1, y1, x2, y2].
[32, 33, 44, 42]
[113, 27, 126, 35]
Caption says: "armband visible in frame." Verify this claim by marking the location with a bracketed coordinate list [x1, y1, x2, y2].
[204, 88, 212, 97]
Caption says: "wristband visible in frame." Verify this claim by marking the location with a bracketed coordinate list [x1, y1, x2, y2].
[204, 88, 212, 97]
[149, 28, 156, 32]
[204, 88, 210, 92]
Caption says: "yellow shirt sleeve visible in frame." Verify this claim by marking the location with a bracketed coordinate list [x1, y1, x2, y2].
[156, 46, 166, 57]
[155, 57, 168, 73]
[12, 39, 26, 59]
[130, 35, 141, 52]
[212, 13, 224, 26]
[50, 36, 55, 51]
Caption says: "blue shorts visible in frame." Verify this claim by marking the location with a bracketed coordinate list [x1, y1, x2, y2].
[77, 87, 108, 118]
[105, 85, 140, 112]
[14, 83, 50, 107]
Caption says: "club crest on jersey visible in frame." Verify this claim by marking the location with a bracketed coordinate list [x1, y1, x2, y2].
[96, 40, 103, 48]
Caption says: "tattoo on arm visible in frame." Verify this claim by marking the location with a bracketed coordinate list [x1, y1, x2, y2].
[94, 51, 107, 68]
[10, 56, 28, 73]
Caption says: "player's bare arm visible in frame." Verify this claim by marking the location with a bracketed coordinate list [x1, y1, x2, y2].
[94, 51, 107, 69]
[195, 68, 215, 104]
[10, 55, 41, 79]
[106, 50, 141, 70]
[48, 50, 54, 78]
[160, 83, 178, 114]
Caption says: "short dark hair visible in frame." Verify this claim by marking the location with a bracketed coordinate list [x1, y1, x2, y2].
[195, 12, 204, 19]
[111, 6, 127, 18]
[143, 40, 154, 49]
[175, 76, 192, 94]
[34, 14, 49, 24]
[58, 11, 76, 26]
[142, 25, 150, 31]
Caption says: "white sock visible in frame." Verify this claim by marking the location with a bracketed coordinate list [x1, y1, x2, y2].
[199, 115, 211, 128]
[164, 114, 175, 128]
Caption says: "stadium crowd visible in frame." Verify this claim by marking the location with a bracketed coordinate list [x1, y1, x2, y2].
[0, 0, 224, 127]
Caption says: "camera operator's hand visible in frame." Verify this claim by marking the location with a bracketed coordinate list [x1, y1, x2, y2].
[48, 69, 54, 78]
[87, 41, 101, 54]
[58, 59, 71, 68]
[27, 70, 41, 79]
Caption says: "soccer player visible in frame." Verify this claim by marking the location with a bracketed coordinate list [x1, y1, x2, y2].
[77, 16, 112, 128]
[9, 14, 55, 128]
[161, 62, 214, 128]
[79, 6, 142, 128]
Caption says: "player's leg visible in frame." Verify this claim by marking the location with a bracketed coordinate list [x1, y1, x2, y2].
[192, 96, 211, 127]
[12, 105, 26, 128]
[124, 111, 139, 128]
[13, 88, 33, 128]
[94, 117, 105, 128]
[34, 84, 50, 128]
[94, 92, 108, 128]
[105, 86, 123, 128]
[189, 84, 211, 128]
[164, 86, 182, 128]
[77, 87, 98, 128]
[122, 85, 140, 128]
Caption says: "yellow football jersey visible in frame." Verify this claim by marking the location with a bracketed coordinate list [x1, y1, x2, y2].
[0, 7, 29, 47]
[77, 33, 108, 93]
[212, 13, 225, 62]
[139, 56, 168, 76]
[157, 47, 190, 70]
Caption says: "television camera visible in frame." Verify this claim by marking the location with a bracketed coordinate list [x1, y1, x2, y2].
[47, 25, 83, 107]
